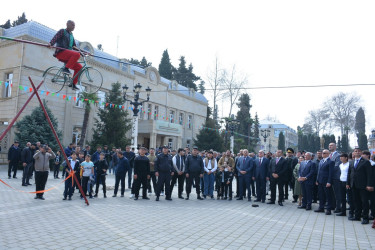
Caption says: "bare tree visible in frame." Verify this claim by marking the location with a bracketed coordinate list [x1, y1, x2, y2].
[206, 57, 225, 122]
[323, 92, 361, 135]
[305, 109, 330, 135]
[222, 65, 247, 117]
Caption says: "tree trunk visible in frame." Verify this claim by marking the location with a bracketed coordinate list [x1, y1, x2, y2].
[79, 107, 90, 147]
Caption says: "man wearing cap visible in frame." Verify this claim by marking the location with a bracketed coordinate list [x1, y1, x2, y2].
[8, 141, 21, 179]
[155, 146, 174, 201]
[33, 146, 56, 200]
[285, 148, 298, 202]
[185, 146, 204, 200]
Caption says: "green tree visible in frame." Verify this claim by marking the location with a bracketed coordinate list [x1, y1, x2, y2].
[158, 49, 174, 79]
[355, 107, 366, 142]
[253, 113, 260, 145]
[173, 56, 200, 91]
[129, 57, 151, 67]
[341, 134, 349, 153]
[358, 133, 368, 151]
[278, 131, 286, 151]
[302, 134, 309, 151]
[91, 83, 132, 149]
[12, 12, 28, 27]
[15, 100, 62, 151]
[0, 20, 11, 29]
[236, 93, 252, 146]
[78, 92, 99, 147]
[198, 80, 205, 95]
[297, 126, 303, 150]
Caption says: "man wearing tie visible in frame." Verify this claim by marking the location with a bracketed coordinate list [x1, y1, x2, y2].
[171, 148, 186, 199]
[286, 148, 299, 202]
[346, 147, 374, 224]
[328, 143, 342, 213]
[267, 149, 288, 206]
[253, 150, 269, 203]
[298, 152, 316, 210]
[315, 149, 334, 215]
[236, 149, 254, 201]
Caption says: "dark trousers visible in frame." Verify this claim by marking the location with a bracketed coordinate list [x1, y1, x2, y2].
[225, 182, 232, 198]
[238, 175, 250, 199]
[127, 167, 133, 189]
[64, 176, 73, 198]
[114, 173, 125, 195]
[312, 183, 318, 202]
[73, 173, 81, 192]
[235, 175, 240, 196]
[255, 178, 267, 202]
[332, 179, 341, 211]
[284, 182, 289, 199]
[82, 176, 92, 196]
[54, 164, 60, 178]
[250, 179, 256, 196]
[8, 161, 18, 178]
[22, 163, 32, 185]
[318, 183, 333, 210]
[95, 175, 106, 194]
[148, 171, 158, 193]
[35, 171, 48, 197]
[369, 191, 375, 217]
[134, 175, 148, 198]
[352, 186, 369, 219]
[301, 182, 313, 207]
[186, 172, 201, 195]
[218, 182, 225, 197]
[170, 173, 185, 196]
[270, 177, 284, 202]
[339, 181, 347, 214]
[156, 172, 171, 198]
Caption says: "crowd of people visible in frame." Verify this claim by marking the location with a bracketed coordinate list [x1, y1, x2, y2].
[5, 140, 375, 225]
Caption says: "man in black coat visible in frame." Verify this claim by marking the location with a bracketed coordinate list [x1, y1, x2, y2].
[185, 146, 204, 200]
[8, 141, 21, 179]
[154, 146, 174, 201]
[285, 148, 298, 202]
[21, 142, 36, 186]
[253, 150, 269, 203]
[347, 148, 374, 224]
[133, 147, 150, 200]
[267, 149, 288, 206]
[315, 150, 334, 215]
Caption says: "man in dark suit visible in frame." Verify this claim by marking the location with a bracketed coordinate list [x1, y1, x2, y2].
[8, 141, 21, 179]
[267, 149, 288, 206]
[315, 149, 334, 215]
[312, 150, 323, 203]
[347, 148, 374, 224]
[236, 149, 254, 201]
[298, 152, 316, 210]
[328, 143, 342, 213]
[253, 150, 269, 203]
[286, 148, 298, 202]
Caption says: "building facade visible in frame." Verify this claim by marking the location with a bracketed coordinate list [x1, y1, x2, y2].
[369, 129, 375, 155]
[0, 22, 207, 154]
[258, 120, 298, 153]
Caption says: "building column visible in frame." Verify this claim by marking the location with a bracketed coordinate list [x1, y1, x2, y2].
[177, 136, 182, 149]
[150, 132, 156, 149]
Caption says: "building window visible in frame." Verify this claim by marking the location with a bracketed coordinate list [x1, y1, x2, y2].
[179, 113, 183, 125]
[186, 140, 191, 148]
[3, 73, 13, 98]
[154, 106, 159, 120]
[168, 138, 173, 149]
[97, 91, 106, 109]
[169, 110, 174, 123]
[188, 115, 192, 129]
[147, 104, 152, 120]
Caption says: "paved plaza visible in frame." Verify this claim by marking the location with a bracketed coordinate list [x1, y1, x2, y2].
[0, 167, 374, 250]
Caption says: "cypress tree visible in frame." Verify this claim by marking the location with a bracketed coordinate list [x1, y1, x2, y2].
[158, 49, 174, 79]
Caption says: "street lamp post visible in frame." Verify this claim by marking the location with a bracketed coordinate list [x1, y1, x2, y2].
[122, 83, 151, 151]
[261, 127, 271, 152]
[222, 114, 239, 153]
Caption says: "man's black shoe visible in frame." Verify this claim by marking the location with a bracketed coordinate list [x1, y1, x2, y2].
[254, 199, 261, 202]
[94, 194, 98, 198]
[112, 194, 117, 197]
[267, 201, 275, 204]
[336, 213, 346, 216]
[121, 194, 124, 197]
[27, 183, 32, 185]
[104, 194, 107, 198]
[229, 197, 232, 201]
[178, 196, 184, 199]
[298, 206, 306, 209]
[292, 200, 297, 203]
[248, 198, 252, 202]
[236, 198, 243, 200]
[306, 207, 312, 211]
[63, 67, 71, 75]
[68, 197, 72, 200]
[203, 195, 206, 199]
[361, 219, 369, 224]
[197, 196, 204, 200]
[63, 197, 67, 200]
[349, 217, 361, 221]
[166, 197, 172, 201]
[8, 176, 11, 179]
[185, 196, 189, 200]
[134, 197, 138, 200]
[261, 200, 265, 203]
[325, 211, 331, 215]
[278, 202, 283, 206]
[13, 176, 17, 179]
[156, 196, 159, 201]
[22, 184, 27, 186]
[314, 209, 325, 213]
[333, 209, 341, 213]
[39, 197, 45, 200]
[142, 197, 150, 200]
[369, 216, 374, 220]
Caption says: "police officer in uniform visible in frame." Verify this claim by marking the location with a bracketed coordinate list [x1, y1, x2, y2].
[155, 146, 174, 201]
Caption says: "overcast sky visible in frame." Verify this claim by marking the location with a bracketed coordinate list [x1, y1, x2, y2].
[2, 0, 375, 145]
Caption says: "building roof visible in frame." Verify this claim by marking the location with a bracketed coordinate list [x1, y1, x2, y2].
[3, 21, 207, 103]
[259, 120, 296, 133]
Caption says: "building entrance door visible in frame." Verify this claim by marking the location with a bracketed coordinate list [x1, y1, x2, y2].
[143, 138, 150, 149]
